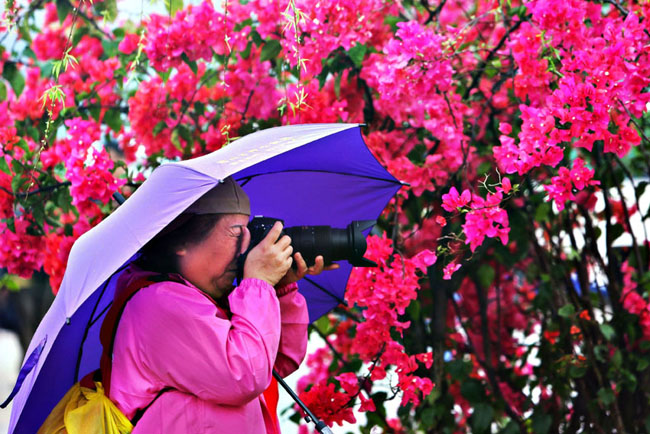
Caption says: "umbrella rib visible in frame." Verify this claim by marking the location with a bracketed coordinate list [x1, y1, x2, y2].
[88, 301, 113, 327]
[236, 170, 406, 186]
[302, 277, 348, 307]
[73, 264, 127, 383]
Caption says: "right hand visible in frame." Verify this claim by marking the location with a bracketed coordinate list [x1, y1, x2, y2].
[243, 221, 293, 287]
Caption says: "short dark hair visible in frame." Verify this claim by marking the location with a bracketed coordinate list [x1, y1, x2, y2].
[136, 213, 225, 274]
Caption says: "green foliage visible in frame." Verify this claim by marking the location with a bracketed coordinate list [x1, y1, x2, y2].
[260, 39, 282, 62]
[2, 62, 25, 97]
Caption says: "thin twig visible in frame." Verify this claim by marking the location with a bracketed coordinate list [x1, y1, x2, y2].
[62, 0, 112, 39]
[462, 18, 525, 100]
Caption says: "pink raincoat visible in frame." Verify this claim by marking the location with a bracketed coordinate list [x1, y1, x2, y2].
[107, 265, 309, 433]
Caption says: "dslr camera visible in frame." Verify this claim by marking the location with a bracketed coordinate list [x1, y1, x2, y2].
[237, 216, 377, 278]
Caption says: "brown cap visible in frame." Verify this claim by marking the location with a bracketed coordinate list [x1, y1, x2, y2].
[185, 177, 250, 215]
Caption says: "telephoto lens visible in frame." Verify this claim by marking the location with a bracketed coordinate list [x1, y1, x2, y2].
[236, 217, 377, 281]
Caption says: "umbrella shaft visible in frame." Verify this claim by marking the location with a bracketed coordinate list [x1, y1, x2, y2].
[272, 370, 333, 433]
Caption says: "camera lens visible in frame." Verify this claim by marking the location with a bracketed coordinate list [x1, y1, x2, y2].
[237, 217, 378, 283]
[283, 226, 349, 265]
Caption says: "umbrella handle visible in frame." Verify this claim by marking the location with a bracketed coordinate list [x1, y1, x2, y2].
[272, 370, 335, 434]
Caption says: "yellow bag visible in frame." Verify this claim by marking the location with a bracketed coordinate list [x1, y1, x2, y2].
[38, 381, 133, 434]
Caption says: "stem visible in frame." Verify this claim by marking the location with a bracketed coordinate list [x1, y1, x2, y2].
[462, 18, 525, 100]
[0, 181, 71, 199]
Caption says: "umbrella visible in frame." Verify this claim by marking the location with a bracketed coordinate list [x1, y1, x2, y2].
[4, 123, 402, 434]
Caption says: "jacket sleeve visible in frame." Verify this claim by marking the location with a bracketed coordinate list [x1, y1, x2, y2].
[127, 278, 281, 406]
[273, 283, 309, 377]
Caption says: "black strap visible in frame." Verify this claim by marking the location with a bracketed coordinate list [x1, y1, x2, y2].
[131, 387, 173, 425]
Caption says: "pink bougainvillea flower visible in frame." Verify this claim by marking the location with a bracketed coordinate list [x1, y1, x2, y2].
[443, 262, 461, 280]
[441, 187, 471, 212]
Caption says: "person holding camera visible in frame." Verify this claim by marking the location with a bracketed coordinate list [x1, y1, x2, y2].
[103, 177, 333, 433]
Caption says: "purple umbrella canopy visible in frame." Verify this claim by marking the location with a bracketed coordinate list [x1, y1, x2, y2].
[4, 123, 402, 433]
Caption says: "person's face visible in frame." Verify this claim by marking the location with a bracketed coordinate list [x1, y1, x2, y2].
[176, 213, 250, 300]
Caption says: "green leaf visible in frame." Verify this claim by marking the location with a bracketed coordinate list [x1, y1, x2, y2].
[22, 46, 37, 61]
[421, 407, 435, 427]
[260, 39, 282, 62]
[612, 349, 622, 368]
[460, 380, 485, 403]
[170, 129, 182, 151]
[71, 26, 90, 48]
[0, 274, 20, 291]
[531, 413, 552, 434]
[102, 39, 120, 58]
[194, 101, 205, 117]
[11, 175, 26, 194]
[0, 157, 10, 174]
[11, 159, 23, 176]
[477, 264, 495, 289]
[637, 358, 650, 372]
[250, 30, 263, 46]
[152, 121, 167, 137]
[348, 43, 367, 68]
[0, 81, 6, 101]
[594, 344, 608, 363]
[600, 323, 615, 341]
[535, 202, 551, 223]
[6, 217, 15, 233]
[597, 387, 615, 405]
[334, 73, 342, 99]
[55, 0, 73, 23]
[181, 52, 198, 75]
[164, 0, 184, 17]
[558, 304, 575, 318]
[55, 187, 72, 213]
[176, 124, 192, 144]
[158, 68, 172, 84]
[18, 20, 32, 44]
[383, 15, 403, 32]
[89, 105, 101, 122]
[448, 359, 471, 380]
[2, 62, 25, 97]
[313, 316, 331, 335]
[569, 365, 586, 378]
[32, 204, 45, 228]
[471, 403, 493, 433]
[406, 299, 421, 321]
[94, 0, 118, 22]
[113, 27, 125, 39]
[104, 108, 122, 133]
[500, 420, 520, 434]
[240, 41, 253, 59]
[477, 161, 492, 176]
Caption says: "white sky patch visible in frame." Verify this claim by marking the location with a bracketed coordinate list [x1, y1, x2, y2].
[83, 140, 105, 167]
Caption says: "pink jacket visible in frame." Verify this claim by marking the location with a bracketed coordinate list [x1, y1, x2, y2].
[108, 266, 309, 433]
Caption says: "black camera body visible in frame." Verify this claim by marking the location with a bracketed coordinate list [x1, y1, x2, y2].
[237, 216, 377, 280]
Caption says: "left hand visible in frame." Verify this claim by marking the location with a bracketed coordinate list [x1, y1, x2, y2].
[276, 253, 340, 289]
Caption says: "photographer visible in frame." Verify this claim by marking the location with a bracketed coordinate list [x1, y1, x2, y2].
[106, 177, 333, 433]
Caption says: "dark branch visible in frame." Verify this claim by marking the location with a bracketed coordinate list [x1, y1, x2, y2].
[462, 18, 526, 100]
[0, 181, 71, 199]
